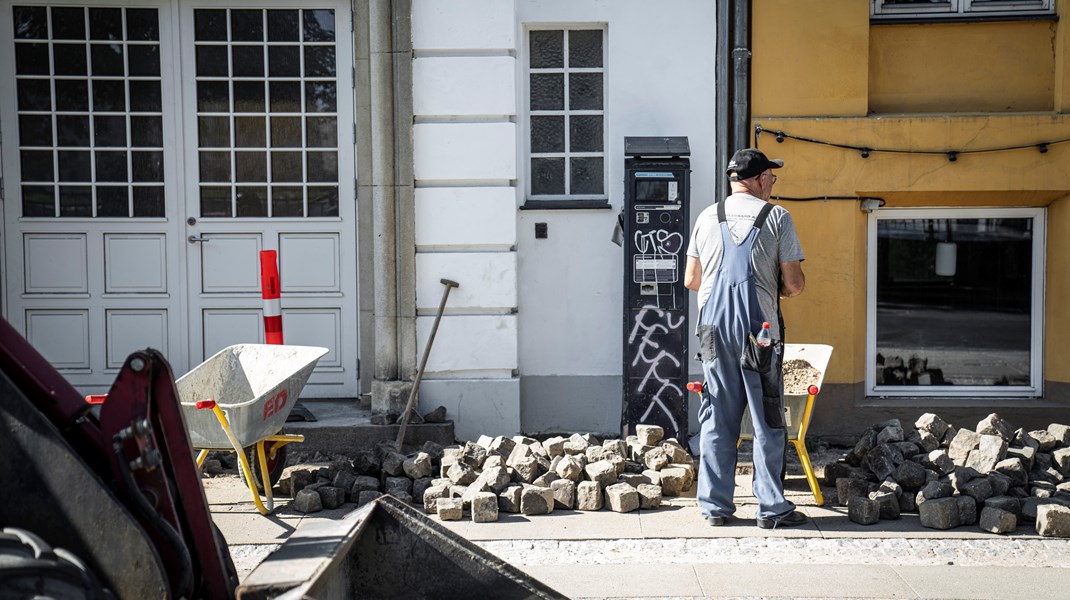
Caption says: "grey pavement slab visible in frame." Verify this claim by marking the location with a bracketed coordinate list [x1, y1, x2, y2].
[692, 563, 916, 599]
[521, 563, 704, 599]
[891, 565, 1070, 600]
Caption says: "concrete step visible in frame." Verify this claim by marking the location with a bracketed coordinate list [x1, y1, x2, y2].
[281, 399, 454, 457]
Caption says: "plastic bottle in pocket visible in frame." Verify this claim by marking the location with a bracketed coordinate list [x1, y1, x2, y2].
[755, 322, 771, 347]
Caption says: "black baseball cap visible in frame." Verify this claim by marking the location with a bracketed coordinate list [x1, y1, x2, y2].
[726, 148, 784, 181]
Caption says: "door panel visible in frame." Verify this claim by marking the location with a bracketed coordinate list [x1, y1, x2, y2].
[181, 2, 357, 396]
[1, 2, 185, 392]
[2, 2, 358, 396]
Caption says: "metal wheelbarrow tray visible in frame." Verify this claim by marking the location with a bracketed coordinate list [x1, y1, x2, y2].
[177, 344, 327, 514]
[177, 344, 327, 450]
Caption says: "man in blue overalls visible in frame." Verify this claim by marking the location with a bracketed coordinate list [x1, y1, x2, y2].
[683, 148, 807, 529]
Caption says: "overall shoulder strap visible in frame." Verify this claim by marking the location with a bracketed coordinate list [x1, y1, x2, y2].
[716, 199, 727, 223]
[751, 202, 776, 231]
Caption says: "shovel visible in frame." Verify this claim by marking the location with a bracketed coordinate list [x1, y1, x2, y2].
[396, 278, 459, 450]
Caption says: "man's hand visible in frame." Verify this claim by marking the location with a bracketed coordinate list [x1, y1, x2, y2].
[779, 260, 805, 297]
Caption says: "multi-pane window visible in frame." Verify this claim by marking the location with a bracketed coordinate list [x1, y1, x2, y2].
[867, 208, 1044, 396]
[527, 28, 605, 199]
[194, 8, 339, 218]
[13, 6, 164, 218]
[872, 0, 1054, 20]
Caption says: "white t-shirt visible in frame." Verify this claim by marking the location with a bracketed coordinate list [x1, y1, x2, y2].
[686, 193, 805, 341]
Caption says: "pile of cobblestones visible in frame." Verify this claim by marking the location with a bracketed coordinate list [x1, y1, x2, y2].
[825, 412, 1070, 537]
[275, 424, 696, 522]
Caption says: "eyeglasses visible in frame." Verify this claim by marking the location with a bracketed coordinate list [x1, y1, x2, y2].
[765, 172, 777, 184]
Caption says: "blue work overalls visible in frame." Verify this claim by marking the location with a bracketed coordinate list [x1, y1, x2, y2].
[695, 200, 794, 521]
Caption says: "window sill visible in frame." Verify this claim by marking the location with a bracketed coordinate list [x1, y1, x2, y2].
[520, 200, 613, 211]
[871, 14, 1057, 25]
[858, 396, 1061, 409]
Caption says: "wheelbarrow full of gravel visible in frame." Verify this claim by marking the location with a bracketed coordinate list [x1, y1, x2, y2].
[740, 343, 834, 505]
[177, 343, 328, 514]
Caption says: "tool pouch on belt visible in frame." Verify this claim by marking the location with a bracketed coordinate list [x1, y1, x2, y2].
[696, 324, 717, 362]
[741, 336, 786, 429]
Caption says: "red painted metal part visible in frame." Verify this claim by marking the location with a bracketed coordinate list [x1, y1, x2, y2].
[0, 318, 236, 598]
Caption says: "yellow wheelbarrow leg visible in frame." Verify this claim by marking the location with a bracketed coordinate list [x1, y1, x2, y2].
[255, 441, 273, 512]
[195, 400, 270, 515]
[793, 438, 824, 506]
[794, 391, 824, 506]
[195, 449, 210, 470]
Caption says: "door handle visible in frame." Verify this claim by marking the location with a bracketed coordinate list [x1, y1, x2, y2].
[188, 235, 210, 243]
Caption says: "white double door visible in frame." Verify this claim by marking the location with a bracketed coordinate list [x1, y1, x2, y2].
[0, 1, 358, 396]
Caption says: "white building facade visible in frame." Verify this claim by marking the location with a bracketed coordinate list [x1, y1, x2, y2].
[0, 0, 719, 440]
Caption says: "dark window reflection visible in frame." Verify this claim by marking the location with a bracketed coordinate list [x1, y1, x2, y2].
[231, 10, 264, 42]
[59, 185, 92, 216]
[268, 10, 299, 41]
[200, 186, 232, 217]
[195, 10, 228, 42]
[531, 158, 564, 195]
[23, 186, 56, 217]
[18, 79, 51, 110]
[53, 44, 87, 75]
[129, 81, 162, 112]
[14, 6, 48, 39]
[16, 42, 50, 74]
[236, 186, 268, 216]
[51, 7, 86, 40]
[96, 185, 128, 216]
[875, 218, 1033, 387]
[305, 81, 336, 112]
[56, 80, 90, 111]
[303, 10, 335, 42]
[272, 186, 303, 216]
[89, 8, 123, 41]
[307, 186, 338, 216]
[133, 186, 164, 217]
[131, 117, 163, 147]
[126, 9, 160, 41]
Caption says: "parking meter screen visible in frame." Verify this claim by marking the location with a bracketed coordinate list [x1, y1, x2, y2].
[635, 180, 679, 204]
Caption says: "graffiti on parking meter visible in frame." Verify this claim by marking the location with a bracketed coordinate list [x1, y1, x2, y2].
[626, 305, 685, 436]
[633, 229, 683, 255]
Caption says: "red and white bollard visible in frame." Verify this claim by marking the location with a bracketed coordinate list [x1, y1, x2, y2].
[259, 250, 283, 345]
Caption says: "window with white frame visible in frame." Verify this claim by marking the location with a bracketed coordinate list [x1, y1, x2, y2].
[866, 208, 1045, 397]
[526, 27, 605, 201]
[193, 8, 340, 218]
[872, 0, 1053, 20]
[12, 5, 165, 218]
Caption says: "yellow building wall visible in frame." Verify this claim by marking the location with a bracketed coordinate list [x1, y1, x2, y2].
[751, 0, 869, 117]
[760, 115, 1070, 386]
[1053, 0, 1070, 110]
[869, 21, 1056, 113]
[751, 0, 1070, 416]
[1048, 195, 1070, 382]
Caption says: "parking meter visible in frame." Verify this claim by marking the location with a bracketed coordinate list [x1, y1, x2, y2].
[621, 136, 690, 442]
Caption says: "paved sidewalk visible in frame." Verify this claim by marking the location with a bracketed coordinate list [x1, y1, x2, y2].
[204, 472, 1070, 599]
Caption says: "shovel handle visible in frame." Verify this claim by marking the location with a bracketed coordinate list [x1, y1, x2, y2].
[440, 278, 459, 288]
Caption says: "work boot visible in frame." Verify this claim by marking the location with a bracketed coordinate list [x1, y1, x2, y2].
[756, 510, 807, 530]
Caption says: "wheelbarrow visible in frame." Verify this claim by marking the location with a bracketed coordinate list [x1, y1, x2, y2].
[176, 344, 328, 515]
[688, 343, 834, 505]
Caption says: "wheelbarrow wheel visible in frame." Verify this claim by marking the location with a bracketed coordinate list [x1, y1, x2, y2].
[245, 444, 288, 493]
